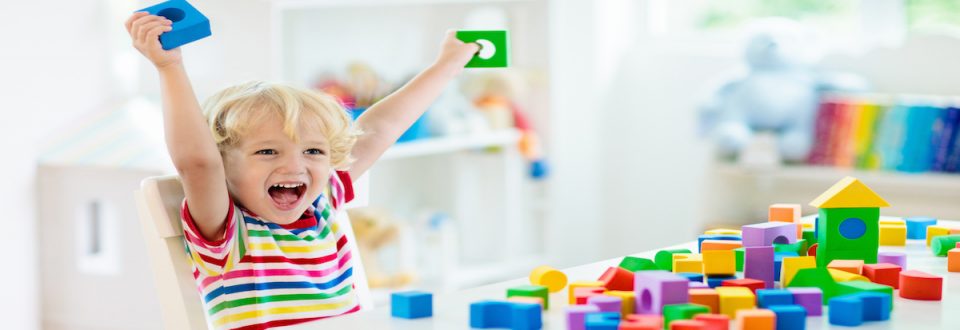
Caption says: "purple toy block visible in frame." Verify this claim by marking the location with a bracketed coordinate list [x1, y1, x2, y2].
[744, 246, 775, 288]
[788, 287, 823, 316]
[877, 251, 906, 269]
[689, 281, 709, 289]
[634, 271, 689, 315]
[742, 222, 797, 247]
[565, 304, 601, 330]
[587, 295, 622, 314]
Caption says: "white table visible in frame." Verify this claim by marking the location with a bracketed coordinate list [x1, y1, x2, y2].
[285, 220, 960, 329]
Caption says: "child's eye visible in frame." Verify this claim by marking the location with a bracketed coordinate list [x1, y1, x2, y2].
[255, 149, 277, 155]
[305, 148, 326, 155]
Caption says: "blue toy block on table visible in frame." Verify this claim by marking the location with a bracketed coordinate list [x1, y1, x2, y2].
[584, 312, 620, 330]
[390, 291, 432, 319]
[767, 305, 807, 330]
[705, 275, 736, 288]
[756, 289, 794, 308]
[828, 295, 863, 326]
[905, 217, 937, 239]
[677, 272, 704, 283]
[849, 292, 891, 321]
[469, 300, 541, 329]
[137, 0, 211, 50]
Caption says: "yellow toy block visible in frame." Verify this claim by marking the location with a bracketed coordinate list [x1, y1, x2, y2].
[809, 176, 890, 208]
[604, 290, 635, 318]
[879, 218, 905, 226]
[879, 224, 906, 246]
[529, 265, 568, 293]
[507, 296, 544, 309]
[802, 222, 814, 230]
[673, 254, 703, 274]
[828, 268, 870, 282]
[706, 228, 742, 236]
[568, 280, 604, 304]
[780, 256, 816, 286]
[715, 286, 756, 318]
[735, 309, 775, 330]
[702, 250, 736, 275]
[949, 249, 959, 273]
[927, 226, 950, 246]
[827, 259, 864, 275]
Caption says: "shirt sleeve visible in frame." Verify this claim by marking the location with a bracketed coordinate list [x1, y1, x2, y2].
[330, 170, 355, 209]
[180, 198, 244, 275]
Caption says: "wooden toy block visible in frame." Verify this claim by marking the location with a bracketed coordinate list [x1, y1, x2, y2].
[585, 312, 621, 329]
[663, 304, 710, 328]
[780, 256, 816, 286]
[619, 314, 662, 330]
[863, 263, 901, 289]
[734, 248, 744, 272]
[741, 222, 797, 247]
[828, 295, 863, 326]
[949, 248, 960, 272]
[570, 281, 605, 304]
[827, 259, 864, 274]
[715, 287, 755, 318]
[705, 228, 742, 236]
[565, 304, 601, 330]
[905, 216, 937, 239]
[808, 176, 889, 209]
[700, 240, 743, 252]
[605, 291, 636, 318]
[470, 300, 541, 329]
[530, 265, 568, 293]
[673, 255, 704, 274]
[828, 268, 869, 282]
[633, 271, 689, 315]
[773, 239, 807, 256]
[755, 289, 793, 308]
[879, 224, 906, 246]
[899, 270, 942, 301]
[678, 273, 704, 283]
[769, 203, 802, 238]
[575, 287, 607, 305]
[688, 289, 719, 313]
[848, 292, 891, 321]
[137, 0, 212, 50]
[926, 225, 950, 246]
[620, 257, 659, 272]
[787, 287, 823, 316]
[697, 235, 742, 253]
[656, 249, 692, 271]
[599, 266, 636, 291]
[834, 281, 894, 309]
[507, 296, 544, 309]
[669, 320, 708, 330]
[786, 268, 837, 303]
[773, 252, 798, 281]
[705, 275, 737, 289]
[456, 30, 509, 68]
[702, 250, 736, 276]
[931, 235, 960, 256]
[390, 291, 433, 319]
[588, 295, 623, 315]
[733, 309, 774, 330]
[720, 278, 765, 293]
[692, 314, 729, 330]
[507, 285, 550, 309]
[766, 305, 806, 330]
[743, 246, 774, 288]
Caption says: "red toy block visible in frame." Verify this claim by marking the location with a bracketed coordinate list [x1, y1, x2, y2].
[694, 314, 730, 330]
[899, 270, 942, 301]
[574, 287, 606, 305]
[721, 278, 765, 293]
[863, 263, 901, 289]
[619, 314, 662, 330]
[599, 266, 635, 291]
[807, 243, 817, 257]
[670, 320, 707, 330]
[827, 259, 864, 275]
[949, 248, 959, 273]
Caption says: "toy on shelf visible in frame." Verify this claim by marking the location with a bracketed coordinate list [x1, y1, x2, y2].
[137, 0, 211, 50]
[347, 208, 415, 288]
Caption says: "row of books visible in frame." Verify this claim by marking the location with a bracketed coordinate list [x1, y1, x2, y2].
[807, 95, 960, 173]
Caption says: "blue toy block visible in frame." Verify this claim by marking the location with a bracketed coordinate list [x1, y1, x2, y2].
[391, 291, 432, 319]
[768, 305, 807, 330]
[774, 252, 799, 281]
[756, 289, 794, 308]
[905, 217, 937, 239]
[828, 295, 863, 326]
[814, 216, 819, 240]
[469, 300, 541, 329]
[511, 302, 543, 330]
[137, 0, 211, 50]
[584, 312, 620, 330]
[849, 292, 891, 321]
[697, 234, 742, 253]
[677, 273, 704, 283]
[705, 275, 736, 288]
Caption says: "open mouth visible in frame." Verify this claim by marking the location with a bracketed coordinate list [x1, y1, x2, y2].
[267, 182, 307, 211]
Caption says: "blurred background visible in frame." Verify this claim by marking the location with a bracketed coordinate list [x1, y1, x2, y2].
[3, 0, 960, 328]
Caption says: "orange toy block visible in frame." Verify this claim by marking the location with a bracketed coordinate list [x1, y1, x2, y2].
[599, 266, 635, 291]
[605, 290, 636, 318]
[569, 280, 604, 304]
[670, 320, 708, 329]
[701, 240, 744, 251]
[507, 296, 544, 309]
[620, 314, 662, 330]
[689, 288, 719, 313]
[694, 314, 730, 330]
[529, 265, 568, 293]
[703, 250, 737, 275]
[573, 287, 606, 305]
[734, 309, 775, 330]
[769, 203, 802, 238]
[827, 259, 864, 275]
[863, 263, 901, 289]
[948, 248, 960, 273]
[899, 270, 942, 301]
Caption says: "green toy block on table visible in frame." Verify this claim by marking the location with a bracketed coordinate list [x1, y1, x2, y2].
[931, 235, 960, 256]
[786, 267, 838, 304]
[835, 281, 894, 309]
[734, 248, 744, 272]
[655, 249, 691, 271]
[663, 303, 710, 328]
[507, 285, 550, 309]
[774, 239, 808, 256]
[809, 177, 889, 268]
[455, 30, 509, 68]
[619, 256, 659, 272]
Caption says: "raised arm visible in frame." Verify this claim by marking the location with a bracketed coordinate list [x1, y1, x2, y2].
[348, 31, 479, 178]
[126, 12, 229, 241]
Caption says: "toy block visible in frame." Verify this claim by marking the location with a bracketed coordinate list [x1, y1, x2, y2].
[755, 289, 793, 308]
[847, 292, 891, 321]
[877, 251, 906, 268]
[814, 245, 878, 268]
[931, 235, 960, 256]
[634, 271, 689, 315]
[801, 229, 816, 245]
[828, 295, 863, 326]
[769, 203, 802, 238]
[743, 246, 774, 289]
[787, 288, 823, 316]
[664, 304, 710, 328]
[692, 314, 729, 330]
[390, 291, 432, 319]
[774, 239, 807, 256]
[905, 216, 937, 239]
[673, 255, 704, 274]
[669, 320, 707, 330]
[734, 309, 774, 330]
[456, 30, 509, 68]
[766, 305, 805, 330]
[899, 270, 942, 301]
[698, 235, 741, 253]
[656, 249, 692, 271]
[734, 248, 744, 272]
[689, 281, 709, 289]
[780, 256, 815, 286]
[834, 281, 894, 309]
[507, 296, 544, 309]
[786, 268, 836, 304]
[815, 207, 880, 252]
[715, 287, 755, 318]
[566, 304, 601, 330]
[589, 295, 623, 316]
[470, 300, 541, 329]
[926, 225, 950, 246]
[828, 269, 869, 282]
[137, 0, 211, 50]
[741, 222, 797, 247]
[806, 243, 817, 257]
[570, 280, 606, 304]
[949, 248, 960, 272]
[827, 259, 864, 274]
[677, 273, 704, 283]
[702, 250, 736, 276]
[530, 265, 568, 293]
[585, 312, 621, 330]
[879, 224, 906, 246]
[619, 314, 662, 330]
[600, 266, 636, 291]
[773, 252, 799, 281]
[705, 228, 741, 236]
[576, 287, 607, 305]
[705, 275, 736, 289]
[688, 289, 719, 313]
[720, 278, 765, 293]
[605, 291, 636, 318]
[700, 240, 743, 252]
[620, 257, 659, 272]
[863, 263, 901, 288]
[809, 176, 889, 208]
[814, 216, 819, 241]
[508, 285, 550, 309]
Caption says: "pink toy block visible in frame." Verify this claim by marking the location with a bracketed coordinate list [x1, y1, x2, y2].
[743, 246, 775, 289]
[634, 271, 689, 315]
[742, 222, 797, 247]
[565, 304, 600, 330]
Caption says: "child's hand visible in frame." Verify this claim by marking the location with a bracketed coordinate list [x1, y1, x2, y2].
[125, 12, 181, 70]
[433, 30, 481, 74]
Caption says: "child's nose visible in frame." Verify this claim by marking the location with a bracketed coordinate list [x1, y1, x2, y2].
[279, 154, 306, 174]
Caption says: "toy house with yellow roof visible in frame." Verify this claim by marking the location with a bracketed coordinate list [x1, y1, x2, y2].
[810, 176, 890, 267]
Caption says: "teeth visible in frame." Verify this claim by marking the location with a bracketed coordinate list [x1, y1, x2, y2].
[271, 183, 304, 189]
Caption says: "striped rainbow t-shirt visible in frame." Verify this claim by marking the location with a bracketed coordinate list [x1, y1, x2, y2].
[180, 171, 359, 329]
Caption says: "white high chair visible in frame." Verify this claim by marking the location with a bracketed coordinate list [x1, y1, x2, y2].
[134, 175, 373, 330]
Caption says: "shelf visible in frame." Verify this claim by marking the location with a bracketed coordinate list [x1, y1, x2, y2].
[271, 0, 534, 10]
[380, 129, 520, 160]
[713, 163, 960, 190]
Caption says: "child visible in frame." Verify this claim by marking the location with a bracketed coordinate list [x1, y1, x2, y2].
[125, 12, 479, 329]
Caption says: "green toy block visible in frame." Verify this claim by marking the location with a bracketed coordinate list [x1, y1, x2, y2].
[620, 256, 659, 272]
[655, 249, 692, 271]
[835, 281, 894, 309]
[774, 239, 808, 256]
[816, 248, 878, 268]
[802, 229, 817, 244]
[931, 235, 960, 256]
[734, 248, 745, 272]
[507, 285, 549, 309]
[455, 30, 509, 68]
[786, 267, 838, 304]
[663, 303, 710, 329]
[817, 208, 880, 251]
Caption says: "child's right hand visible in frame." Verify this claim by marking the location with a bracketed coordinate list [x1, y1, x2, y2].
[125, 12, 181, 69]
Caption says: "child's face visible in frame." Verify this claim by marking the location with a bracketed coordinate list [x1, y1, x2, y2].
[222, 113, 331, 224]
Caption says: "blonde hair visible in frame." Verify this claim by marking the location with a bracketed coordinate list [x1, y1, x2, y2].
[201, 81, 360, 169]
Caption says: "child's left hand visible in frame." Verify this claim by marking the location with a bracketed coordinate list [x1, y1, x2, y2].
[433, 30, 481, 74]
